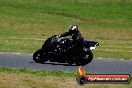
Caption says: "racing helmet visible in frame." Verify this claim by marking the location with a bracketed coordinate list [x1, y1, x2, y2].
[69, 25, 79, 33]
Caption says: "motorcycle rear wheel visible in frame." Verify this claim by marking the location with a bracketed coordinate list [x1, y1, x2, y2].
[33, 49, 48, 63]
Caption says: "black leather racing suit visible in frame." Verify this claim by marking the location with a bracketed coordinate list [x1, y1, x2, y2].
[59, 31, 84, 54]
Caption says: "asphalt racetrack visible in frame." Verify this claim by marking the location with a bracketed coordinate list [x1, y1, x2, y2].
[0, 52, 132, 74]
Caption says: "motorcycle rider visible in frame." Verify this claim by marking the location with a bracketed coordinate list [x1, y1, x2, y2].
[56, 25, 84, 53]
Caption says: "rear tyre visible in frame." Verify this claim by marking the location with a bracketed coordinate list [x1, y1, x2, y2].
[33, 49, 48, 63]
[75, 51, 93, 66]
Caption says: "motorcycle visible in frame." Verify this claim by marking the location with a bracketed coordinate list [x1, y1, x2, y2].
[33, 35, 99, 66]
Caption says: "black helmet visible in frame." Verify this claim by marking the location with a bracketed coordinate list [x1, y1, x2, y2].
[69, 25, 79, 33]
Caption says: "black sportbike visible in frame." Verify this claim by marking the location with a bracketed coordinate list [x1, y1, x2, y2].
[33, 35, 99, 66]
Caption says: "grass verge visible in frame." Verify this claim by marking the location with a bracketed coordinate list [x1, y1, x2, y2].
[0, 67, 131, 88]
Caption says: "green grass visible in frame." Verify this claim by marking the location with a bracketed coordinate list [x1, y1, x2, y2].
[0, 67, 131, 88]
[0, 0, 132, 59]
[0, 67, 75, 77]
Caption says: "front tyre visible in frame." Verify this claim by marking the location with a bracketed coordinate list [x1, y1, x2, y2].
[75, 51, 93, 66]
[33, 49, 47, 63]
[67, 58, 74, 65]
[85, 51, 93, 63]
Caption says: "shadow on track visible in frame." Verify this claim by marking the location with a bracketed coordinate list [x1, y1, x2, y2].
[30, 61, 77, 66]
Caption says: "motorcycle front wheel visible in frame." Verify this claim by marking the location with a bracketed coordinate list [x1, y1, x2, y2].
[75, 51, 93, 66]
